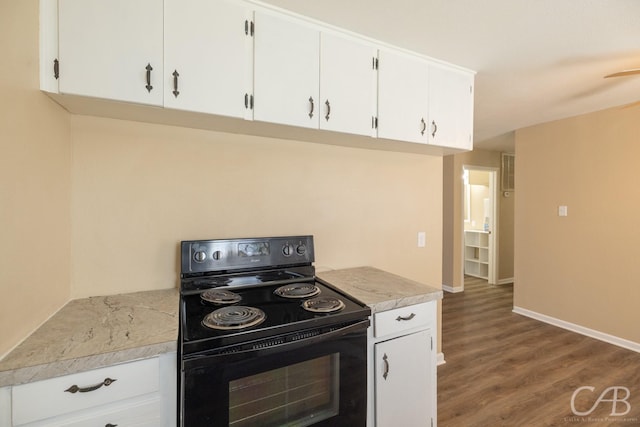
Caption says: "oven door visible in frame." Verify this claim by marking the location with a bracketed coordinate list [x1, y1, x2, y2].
[181, 320, 368, 427]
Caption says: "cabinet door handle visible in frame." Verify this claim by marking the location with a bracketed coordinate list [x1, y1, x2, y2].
[53, 58, 59, 80]
[325, 100, 331, 121]
[420, 118, 426, 135]
[396, 313, 416, 321]
[431, 120, 438, 138]
[308, 96, 315, 118]
[64, 377, 117, 394]
[244, 93, 254, 109]
[382, 353, 389, 380]
[105, 424, 118, 427]
[145, 63, 153, 93]
[172, 70, 180, 98]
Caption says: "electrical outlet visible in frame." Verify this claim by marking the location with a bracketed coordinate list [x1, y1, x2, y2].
[417, 232, 426, 247]
[558, 205, 568, 217]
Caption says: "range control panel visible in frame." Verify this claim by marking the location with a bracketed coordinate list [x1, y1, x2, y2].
[181, 235, 314, 274]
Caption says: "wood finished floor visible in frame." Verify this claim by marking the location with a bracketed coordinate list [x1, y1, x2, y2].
[437, 277, 640, 427]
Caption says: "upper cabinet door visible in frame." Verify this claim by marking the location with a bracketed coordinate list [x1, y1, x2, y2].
[319, 33, 377, 136]
[428, 65, 475, 150]
[377, 50, 429, 144]
[58, 0, 163, 106]
[164, 0, 251, 118]
[253, 11, 320, 129]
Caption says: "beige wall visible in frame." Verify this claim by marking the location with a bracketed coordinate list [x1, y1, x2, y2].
[514, 104, 640, 344]
[0, 1, 72, 357]
[70, 116, 444, 298]
[443, 147, 515, 288]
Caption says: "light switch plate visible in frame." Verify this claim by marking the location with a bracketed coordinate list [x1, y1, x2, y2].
[558, 205, 568, 217]
[417, 231, 426, 247]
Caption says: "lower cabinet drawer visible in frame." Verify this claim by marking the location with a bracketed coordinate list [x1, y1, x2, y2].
[12, 357, 159, 425]
[373, 300, 435, 338]
[21, 395, 161, 427]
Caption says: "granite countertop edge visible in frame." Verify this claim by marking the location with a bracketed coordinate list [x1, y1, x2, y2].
[0, 341, 177, 388]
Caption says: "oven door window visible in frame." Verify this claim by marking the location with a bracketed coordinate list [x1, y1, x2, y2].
[229, 354, 339, 427]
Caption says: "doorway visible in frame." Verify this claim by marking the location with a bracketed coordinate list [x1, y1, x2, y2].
[462, 166, 498, 285]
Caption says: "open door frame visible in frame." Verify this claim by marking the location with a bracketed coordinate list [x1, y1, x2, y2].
[460, 165, 499, 287]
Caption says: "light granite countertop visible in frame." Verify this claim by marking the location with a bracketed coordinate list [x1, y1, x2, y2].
[0, 267, 440, 388]
[318, 266, 443, 313]
[0, 288, 179, 387]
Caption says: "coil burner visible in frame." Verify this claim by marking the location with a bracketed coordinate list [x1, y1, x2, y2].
[202, 306, 266, 330]
[274, 283, 321, 299]
[301, 296, 346, 313]
[201, 289, 242, 305]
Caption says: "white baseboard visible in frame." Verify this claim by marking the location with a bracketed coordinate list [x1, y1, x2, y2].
[513, 306, 640, 354]
[497, 277, 514, 285]
[436, 352, 446, 366]
[442, 285, 464, 293]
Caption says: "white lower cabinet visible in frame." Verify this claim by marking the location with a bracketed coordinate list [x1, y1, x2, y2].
[1, 386, 11, 426]
[369, 301, 437, 427]
[8, 353, 176, 427]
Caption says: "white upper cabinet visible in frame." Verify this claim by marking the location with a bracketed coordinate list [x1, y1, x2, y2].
[44, 0, 474, 152]
[319, 33, 377, 136]
[253, 11, 320, 129]
[428, 64, 474, 150]
[57, 0, 163, 106]
[377, 49, 429, 144]
[164, 0, 251, 118]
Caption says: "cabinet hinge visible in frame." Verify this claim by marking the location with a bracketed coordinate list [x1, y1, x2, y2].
[53, 58, 59, 80]
[372, 57, 379, 70]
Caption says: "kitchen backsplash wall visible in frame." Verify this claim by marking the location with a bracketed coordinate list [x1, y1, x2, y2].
[70, 115, 443, 298]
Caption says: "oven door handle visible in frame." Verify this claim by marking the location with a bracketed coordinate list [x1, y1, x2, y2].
[184, 319, 369, 369]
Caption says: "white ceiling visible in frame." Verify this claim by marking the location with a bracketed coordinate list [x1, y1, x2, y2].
[260, 0, 640, 151]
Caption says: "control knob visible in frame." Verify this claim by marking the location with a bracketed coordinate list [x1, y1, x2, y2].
[296, 244, 307, 256]
[282, 243, 294, 257]
[193, 251, 207, 263]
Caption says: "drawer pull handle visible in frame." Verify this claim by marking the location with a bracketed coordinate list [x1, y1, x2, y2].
[64, 377, 117, 394]
[105, 424, 118, 427]
[396, 313, 416, 322]
[382, 353, 389, 380]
